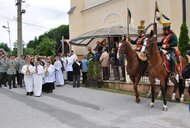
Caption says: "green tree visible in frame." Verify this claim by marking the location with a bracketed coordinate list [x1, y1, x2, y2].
[27, 25, 69, 51]
[11, 48, 17, 56]
[24, 48, 36, 55]
[27, 37, 38, 49]
[0, 42, 10, 52]
[178, 22, 190, 57]
[36, 37, 56, 56]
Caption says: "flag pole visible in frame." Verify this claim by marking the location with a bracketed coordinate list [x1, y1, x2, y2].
[153, 0, 158, 38]
[127, 8, 130, 37]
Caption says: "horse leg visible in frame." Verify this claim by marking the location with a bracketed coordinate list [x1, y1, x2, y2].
[170, 78, 178, 102]
[161, 85, 168, 111]
[130, 75, 140, 103]
[158, 78, 168, 99]
[179, 78, 185, 102]
[147, 80, 156, 98]
[146, 87, 152, 98]
[157, 86, 162, 99]
[134, 76, 141, 103]
[149, 77, 155, 108]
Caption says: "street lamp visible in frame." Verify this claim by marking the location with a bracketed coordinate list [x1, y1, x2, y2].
[2, 21, 12, 54]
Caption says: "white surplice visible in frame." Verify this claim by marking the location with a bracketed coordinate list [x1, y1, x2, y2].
[43, 64, 55, 83]
[54, 60, 64, 86]
[33, 64, 44, 96]
[21, 64, 34, 93]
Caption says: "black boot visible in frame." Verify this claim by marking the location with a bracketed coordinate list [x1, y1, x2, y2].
[29, 92, 33, 96]
[9, 85, 12, 89]
[169, 60, 175, 78]
[26, 92, 30, 96]
[13, 85, 17, 88]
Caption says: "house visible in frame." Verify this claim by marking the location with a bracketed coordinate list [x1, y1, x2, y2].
[69, 0, 190, 55]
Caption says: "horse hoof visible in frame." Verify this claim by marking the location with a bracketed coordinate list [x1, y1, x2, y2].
[171, 93, 176, 102]
[171, 99, 176, 102]
[180, 97, 184, 103]
[180, 94, 184, 103]
[149, 102, 154, 108]
[157, 91, 162, 99]
[146, 93, 151, 98]
[136, 98, 140, 103]
[157, 95, 162, 99]
[162, 105, 168, 111]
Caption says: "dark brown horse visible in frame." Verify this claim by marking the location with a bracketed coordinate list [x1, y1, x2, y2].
[118, 40, 146, 103]
[143, 32, 187, 111]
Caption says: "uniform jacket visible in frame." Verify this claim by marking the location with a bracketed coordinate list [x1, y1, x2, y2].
[7, 59, 17, 75]
[0, 59, 7, 73]
[157, 31, 177, 52]
[130, 34, 146, 51]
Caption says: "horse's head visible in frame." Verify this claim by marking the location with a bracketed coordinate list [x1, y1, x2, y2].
[117, 40, 128, 60]
[142, 30, 157, 56]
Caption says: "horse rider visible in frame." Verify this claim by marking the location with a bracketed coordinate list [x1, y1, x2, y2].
[128, 20, 148, 75]
[128, 20, 146, 52]
[157, 22, 178, 78]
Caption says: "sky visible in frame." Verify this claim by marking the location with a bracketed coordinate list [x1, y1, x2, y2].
[0, 0, 70, 49]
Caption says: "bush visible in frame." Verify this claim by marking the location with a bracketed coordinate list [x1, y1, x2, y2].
[87, 60, 101, 81]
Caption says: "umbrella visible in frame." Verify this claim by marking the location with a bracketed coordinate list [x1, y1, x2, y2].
[70, 25, 138, 46]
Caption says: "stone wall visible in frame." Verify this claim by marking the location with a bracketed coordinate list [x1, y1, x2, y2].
[103, 81, 190, 100]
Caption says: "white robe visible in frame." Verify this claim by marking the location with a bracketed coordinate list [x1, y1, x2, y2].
[61, 57, 68, 80]
[65, 56, 74, 72]
[33, 65, 44, 96]
[43, 64, 55, 83]
[54, 60, 64, 86]
[21, 65, 34, 93]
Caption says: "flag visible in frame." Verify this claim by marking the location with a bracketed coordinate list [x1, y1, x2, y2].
[155, 2, 170, 23]
[127, 8, 131, 24]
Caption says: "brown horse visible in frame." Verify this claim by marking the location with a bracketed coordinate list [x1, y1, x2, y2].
[118, 40, 146, 103]
[143, 32, 187, 111]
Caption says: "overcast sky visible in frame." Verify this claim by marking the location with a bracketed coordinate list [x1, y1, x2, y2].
[0, 0, 70, 49]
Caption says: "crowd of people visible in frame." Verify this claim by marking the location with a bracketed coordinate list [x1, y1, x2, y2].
[0, 50, 79, 97]
[1, 18, 190, 98]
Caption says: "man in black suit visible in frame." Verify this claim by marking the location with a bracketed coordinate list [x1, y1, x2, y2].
[72, 59, 82, 88]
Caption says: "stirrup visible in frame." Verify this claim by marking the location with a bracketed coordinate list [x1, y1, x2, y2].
[169, 72, 175, 78]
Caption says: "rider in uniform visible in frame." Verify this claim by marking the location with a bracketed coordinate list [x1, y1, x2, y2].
[128, 20, 148, 75]
[157, 22, 178, 78]
[128, 20, 146, 52]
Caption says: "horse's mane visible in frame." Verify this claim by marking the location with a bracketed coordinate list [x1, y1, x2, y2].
[120, 40, 136, 55]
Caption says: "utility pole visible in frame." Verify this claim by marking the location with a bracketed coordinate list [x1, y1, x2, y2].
[60, 36, 65, 54]
[2, 21, 12, 54]
[16, 0, 25, 57]
[182, 0, 186, 22]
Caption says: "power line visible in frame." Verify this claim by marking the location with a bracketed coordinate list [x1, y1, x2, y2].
[0, 13, 52, 30]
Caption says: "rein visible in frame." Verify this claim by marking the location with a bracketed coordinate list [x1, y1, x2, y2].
[145, 39, 165, 69]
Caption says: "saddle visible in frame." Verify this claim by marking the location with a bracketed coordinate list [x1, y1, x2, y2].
[160, 49, 182, 74]
[136, 51, 147, 61]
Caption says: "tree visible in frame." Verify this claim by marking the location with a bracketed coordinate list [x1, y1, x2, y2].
[24, 48, 36, 55]
[27, 25, 69, 51]
[27, 37, 38, 49]
[0, 42, 10, 52]
[178, 22, 190, 57]
[36, 37, 56, 56]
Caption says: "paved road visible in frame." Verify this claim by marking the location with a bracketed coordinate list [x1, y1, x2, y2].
[0, 84, 189, 128]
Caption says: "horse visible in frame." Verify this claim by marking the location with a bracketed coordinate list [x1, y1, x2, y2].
[143, 31, 187, 111]
[118, 40, 147, 103]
